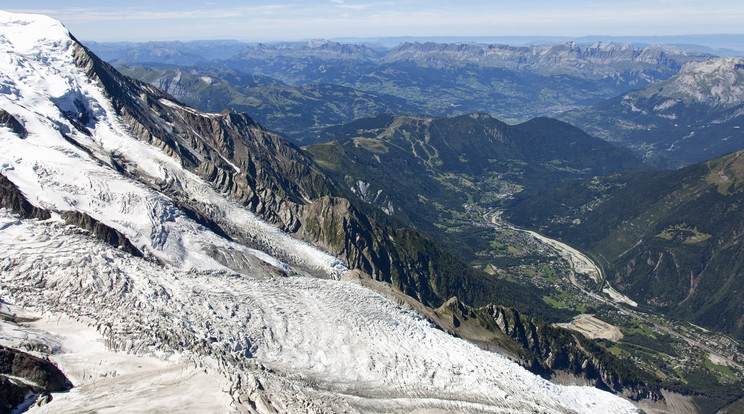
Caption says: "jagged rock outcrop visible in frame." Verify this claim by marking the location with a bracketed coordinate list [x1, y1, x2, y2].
[434, 297, 659, 401]
[0, 345, 71, 392]
[0, 174, 51, 220]
[61, 210, 142, 257]
[0, 345, 72, 414]
[0, 109, 27, 139]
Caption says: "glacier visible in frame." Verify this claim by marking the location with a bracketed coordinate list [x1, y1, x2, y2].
[0, 10, 640, 413]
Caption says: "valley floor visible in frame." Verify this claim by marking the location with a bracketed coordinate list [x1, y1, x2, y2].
[486, 211, 744, 408]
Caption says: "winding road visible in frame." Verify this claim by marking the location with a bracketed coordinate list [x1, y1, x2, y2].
[484, 211, 742, 370]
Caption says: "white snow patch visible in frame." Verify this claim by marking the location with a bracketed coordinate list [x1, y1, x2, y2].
[653, 99, 679, 112]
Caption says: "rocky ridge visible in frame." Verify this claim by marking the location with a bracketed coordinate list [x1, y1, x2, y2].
[384, 41, 703, 81]
[432, 297, 657, 401]
[0, 174, 51, 221]
[0, 345, 72, 414]
[0, 109, 27, 139]
[661, 58, 744, 105]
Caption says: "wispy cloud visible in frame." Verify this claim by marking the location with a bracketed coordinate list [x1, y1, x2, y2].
[337, 4, 372, 10]
[5, 1, 744, 41]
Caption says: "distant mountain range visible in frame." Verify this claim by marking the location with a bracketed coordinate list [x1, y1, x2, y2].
[87, 34, 744, 59]
[220, 41, 706, 123]
[104, 39, 712, 142]
[339, 35, 744, 55]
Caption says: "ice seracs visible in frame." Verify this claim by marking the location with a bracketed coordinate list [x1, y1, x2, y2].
[0, 209, 639, 413]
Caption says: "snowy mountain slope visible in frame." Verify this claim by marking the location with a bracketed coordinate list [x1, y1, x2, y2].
[0, 10, 640, 413]
[0, 10, 344, 278]
[0, 210, 638, 413]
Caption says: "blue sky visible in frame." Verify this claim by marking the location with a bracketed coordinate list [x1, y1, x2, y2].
[5, 1, 744, 42]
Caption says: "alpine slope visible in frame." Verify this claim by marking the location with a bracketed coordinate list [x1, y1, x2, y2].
[0, 11, 640, 413]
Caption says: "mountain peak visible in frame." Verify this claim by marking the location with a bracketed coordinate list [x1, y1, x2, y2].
[0, 11, 72, 51]
[651, 56, 744, 105]
[680, 56, 744, 74]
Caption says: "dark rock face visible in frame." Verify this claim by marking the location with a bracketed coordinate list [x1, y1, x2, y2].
[0, 174, 51, 220]
[0, 346, 70, 392]
[436, 297, 659, 401]
[0, 376, 33, 414]
[1, 174, 141, 258]
[0, 345, 72, 414]
[61, 211, 142, 257]
[0, 109, 27, 139]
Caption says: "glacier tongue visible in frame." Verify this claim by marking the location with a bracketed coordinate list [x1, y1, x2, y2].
[0, 11, 639, 413]
[0, 211, 638, 413]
